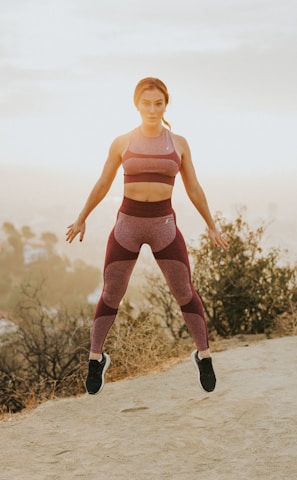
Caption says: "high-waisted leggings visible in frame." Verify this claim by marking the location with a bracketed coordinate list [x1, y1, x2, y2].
[91, 197, 209, 353]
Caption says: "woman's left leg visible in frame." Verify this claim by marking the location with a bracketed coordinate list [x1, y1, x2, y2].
[153, 222, 217, 392]
[153, 225, 209, 353]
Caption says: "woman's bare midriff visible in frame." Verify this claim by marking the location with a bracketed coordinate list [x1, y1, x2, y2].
[124, 182, 173, 202]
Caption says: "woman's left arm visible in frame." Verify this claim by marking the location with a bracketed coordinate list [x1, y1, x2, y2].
[178, 135, 228, 249]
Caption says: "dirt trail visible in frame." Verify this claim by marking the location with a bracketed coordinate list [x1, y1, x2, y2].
[1, 336, 296, 480]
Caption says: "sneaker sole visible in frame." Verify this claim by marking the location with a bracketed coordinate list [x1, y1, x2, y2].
[86, 353, 111, 395]
[191, 350, 204, 392]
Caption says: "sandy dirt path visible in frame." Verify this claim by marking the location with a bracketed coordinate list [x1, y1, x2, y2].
[1, 336, 296, 480]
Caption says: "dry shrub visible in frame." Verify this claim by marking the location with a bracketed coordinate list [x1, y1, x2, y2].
[0, 360, 88, 415]
[104, 300, 191, 382]
[0, 297, 191, 415]
[273, 308, 297, 337]
[0, 372, 27, 414]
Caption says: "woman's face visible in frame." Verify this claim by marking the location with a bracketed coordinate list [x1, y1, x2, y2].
[137, 88, 167, 127]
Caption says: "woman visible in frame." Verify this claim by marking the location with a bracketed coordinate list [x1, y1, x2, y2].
[66, 77, 228, 395]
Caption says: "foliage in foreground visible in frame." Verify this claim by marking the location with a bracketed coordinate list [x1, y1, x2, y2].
[190, 211, 297, 337]
[0, 286, 184, 415]
[0, 284, 91, 414]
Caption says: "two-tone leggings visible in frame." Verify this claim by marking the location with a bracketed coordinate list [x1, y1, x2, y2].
[91, 197, 209, 353]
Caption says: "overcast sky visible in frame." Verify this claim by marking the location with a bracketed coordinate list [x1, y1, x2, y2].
[0, 0, 296, 177]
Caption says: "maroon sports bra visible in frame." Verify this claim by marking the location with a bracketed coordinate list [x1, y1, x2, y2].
[122, 127, 181, 186]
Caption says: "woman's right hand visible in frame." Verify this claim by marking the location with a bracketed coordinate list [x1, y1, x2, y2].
[66, 220, 86, 243]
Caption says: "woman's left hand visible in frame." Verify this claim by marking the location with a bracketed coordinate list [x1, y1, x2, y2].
[66, 220, 86, 243]
[208, 228, 229, 249]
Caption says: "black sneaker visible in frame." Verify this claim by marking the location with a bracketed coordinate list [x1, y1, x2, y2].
[86, 353, 110, 395]
[191, 350, 216, 392]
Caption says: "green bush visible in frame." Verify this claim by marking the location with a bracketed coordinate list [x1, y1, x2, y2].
[190, 210, 297, 337]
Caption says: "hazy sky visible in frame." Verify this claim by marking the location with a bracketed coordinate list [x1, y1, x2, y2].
[1, 0, 296, 177]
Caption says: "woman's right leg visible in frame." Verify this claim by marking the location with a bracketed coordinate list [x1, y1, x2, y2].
[90, 226, 139, 357]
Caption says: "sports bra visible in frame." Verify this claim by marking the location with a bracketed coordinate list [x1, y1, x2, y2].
[122, 127, 181, 186]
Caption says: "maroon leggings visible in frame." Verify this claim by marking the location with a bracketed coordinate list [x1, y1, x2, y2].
[91, 197, 209, 353]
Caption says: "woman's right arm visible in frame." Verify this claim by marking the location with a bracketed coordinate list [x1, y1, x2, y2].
[66, 137, 123, 243]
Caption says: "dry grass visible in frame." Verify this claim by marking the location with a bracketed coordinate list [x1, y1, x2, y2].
[272, 310, 297, 337]
[101, 304, 192, 383]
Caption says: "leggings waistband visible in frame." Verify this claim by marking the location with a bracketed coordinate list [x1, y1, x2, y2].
[119, 196, 173, 218]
